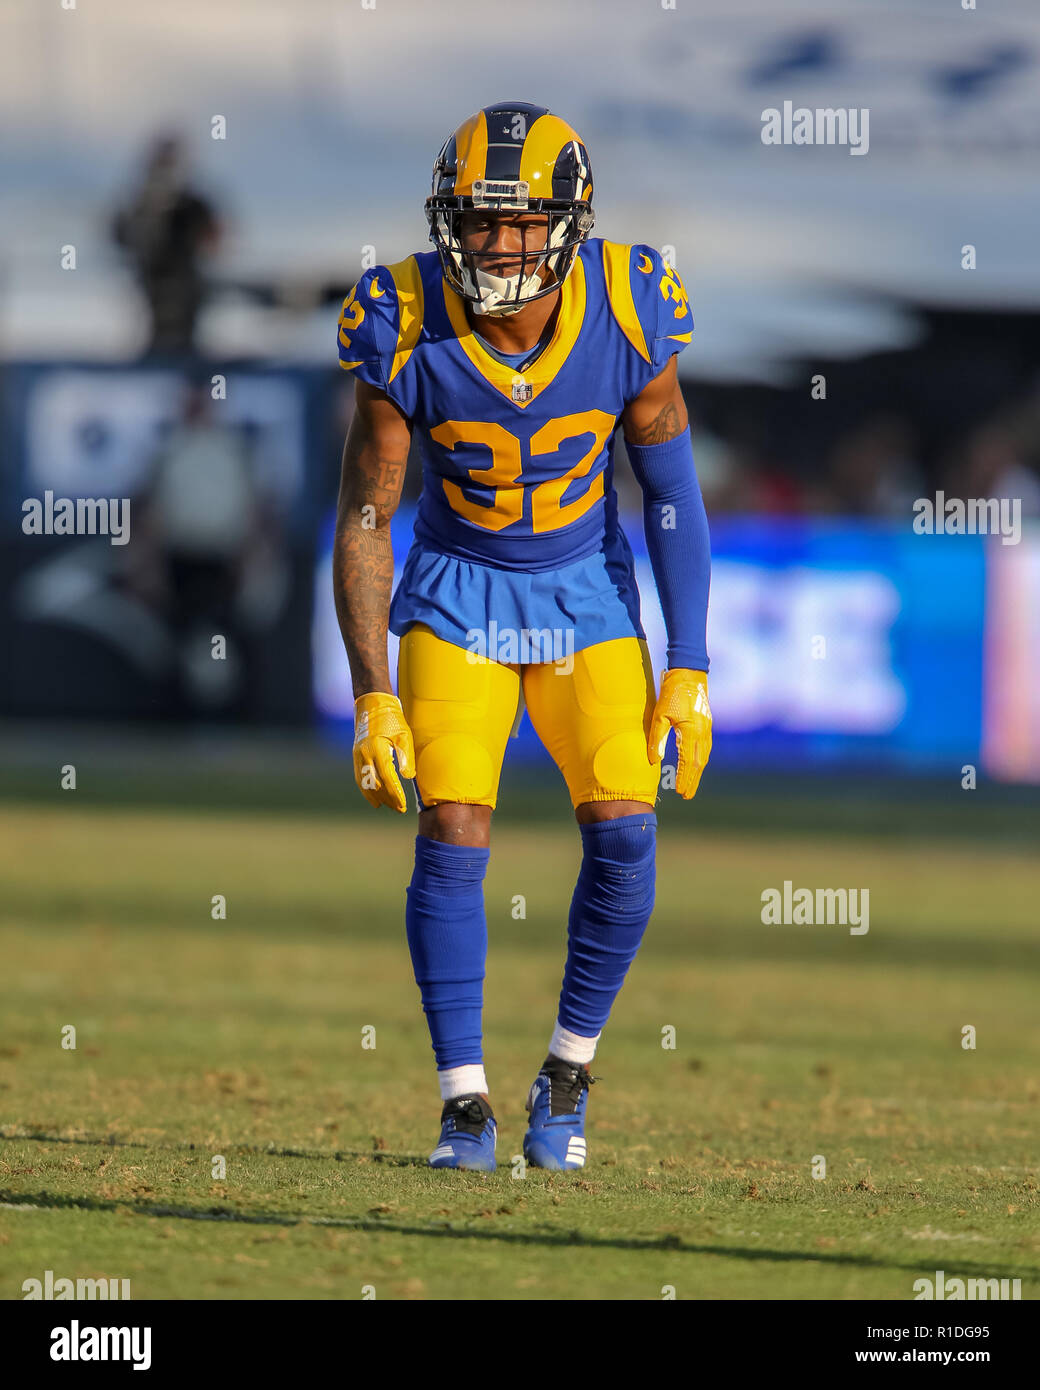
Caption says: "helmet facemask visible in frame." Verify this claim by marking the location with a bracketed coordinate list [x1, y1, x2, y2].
[428, 177, 594, 317]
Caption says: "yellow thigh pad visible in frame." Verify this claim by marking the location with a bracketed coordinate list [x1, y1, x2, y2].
[397, 623, 521, 809]
[521, 637, 660, 809]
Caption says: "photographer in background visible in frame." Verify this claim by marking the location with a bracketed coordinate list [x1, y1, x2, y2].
[112, 134, 222, 356]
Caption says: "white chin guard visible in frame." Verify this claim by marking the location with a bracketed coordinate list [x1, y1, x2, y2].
[467, 262, 550, 317]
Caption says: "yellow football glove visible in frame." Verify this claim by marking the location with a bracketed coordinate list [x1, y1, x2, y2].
[352, 692, 415, 813]
[648, 669, 712, 799]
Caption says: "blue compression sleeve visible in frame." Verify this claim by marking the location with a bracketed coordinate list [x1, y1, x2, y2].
[624, 426, 711, 671]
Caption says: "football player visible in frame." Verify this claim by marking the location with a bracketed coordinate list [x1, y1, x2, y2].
[334, 102, 711, 1171]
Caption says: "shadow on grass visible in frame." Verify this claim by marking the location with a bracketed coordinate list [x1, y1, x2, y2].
[2, 1186, 1036, 1285]
[2, 1129, 423, 1165]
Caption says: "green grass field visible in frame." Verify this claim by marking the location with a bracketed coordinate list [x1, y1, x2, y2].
[1, 780, 1038, 1300]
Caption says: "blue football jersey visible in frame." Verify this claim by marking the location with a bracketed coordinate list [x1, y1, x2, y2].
[336, 239, 693, 573]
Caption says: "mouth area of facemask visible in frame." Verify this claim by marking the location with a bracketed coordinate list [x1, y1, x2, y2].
[467, 258, 551, 317]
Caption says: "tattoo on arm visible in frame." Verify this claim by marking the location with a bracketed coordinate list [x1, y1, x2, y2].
[332, 405, 409, 697]
[626, 400, 683, 446]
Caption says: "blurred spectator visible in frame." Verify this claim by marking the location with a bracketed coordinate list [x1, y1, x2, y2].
[739, 453, 807, 514]
[822, 414, 925, 517]
[688, 423, 746, 512]
[695, 421, 807, 515]
[945, 416, 1040, 517]
[139, 382, 289, 715]
[112, 135, 221, 355]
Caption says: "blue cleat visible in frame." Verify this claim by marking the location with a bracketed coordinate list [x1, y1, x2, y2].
[523, 1055, 599, 1171]
[428, 1093, 497, 1171]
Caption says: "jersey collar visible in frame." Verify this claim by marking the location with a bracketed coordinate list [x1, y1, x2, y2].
[441, 255, 587, 409]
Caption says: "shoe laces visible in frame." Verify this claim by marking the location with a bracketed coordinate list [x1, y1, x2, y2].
[542, 1059, 599, 1116]
[444, 1094, 491, 1137]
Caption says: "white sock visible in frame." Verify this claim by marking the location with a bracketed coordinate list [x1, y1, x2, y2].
[438, 1064, 488, 1101]
[549, 1022, 600, 1066]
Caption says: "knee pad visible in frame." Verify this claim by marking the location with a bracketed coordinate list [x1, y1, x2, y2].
[589, 728, 659, 803]
[416, 733, 497, 808]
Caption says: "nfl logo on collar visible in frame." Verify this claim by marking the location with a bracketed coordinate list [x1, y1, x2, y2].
[511, 378, 533, 403]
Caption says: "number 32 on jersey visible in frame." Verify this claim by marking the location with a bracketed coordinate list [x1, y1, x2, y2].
[431, 409, 615, 535]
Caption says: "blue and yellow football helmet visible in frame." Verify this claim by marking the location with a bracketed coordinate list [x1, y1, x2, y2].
[425, 101, 595, 317]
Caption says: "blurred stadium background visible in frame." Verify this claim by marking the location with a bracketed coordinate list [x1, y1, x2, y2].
[1, 0, 1038, 1303]
[2, 0, 1038, 805]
